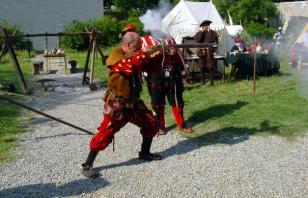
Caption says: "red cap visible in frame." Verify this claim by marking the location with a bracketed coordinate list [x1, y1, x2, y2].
[124, 23, 137, 32]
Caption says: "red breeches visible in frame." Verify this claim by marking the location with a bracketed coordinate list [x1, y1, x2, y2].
[89, 101, 158, 151]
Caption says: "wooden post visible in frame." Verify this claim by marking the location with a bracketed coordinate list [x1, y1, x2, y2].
[82, 31, 94, 85]
[0, 27, 28, 94]
[0, 43, 7, 61]
[89, 37, 96, 84]
[96, 44, 106, 64]
[222, 28, 227, 85]
[253, 48, 257, 95]
[0, 32, 16, 62]
[297, 51, 302, 71]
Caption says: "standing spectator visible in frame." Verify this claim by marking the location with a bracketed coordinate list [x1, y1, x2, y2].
[273, 27, 285, 56]
[273, 27, 285, 46]
[194, 20, 218, 86]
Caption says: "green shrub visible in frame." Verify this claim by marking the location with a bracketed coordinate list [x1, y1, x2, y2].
[59, 20, 90, 50]
[245, 22, 275, 39]
[94, 16, 121, 47]
[60, 16, 121, 50]
[0, 19, 32, 51]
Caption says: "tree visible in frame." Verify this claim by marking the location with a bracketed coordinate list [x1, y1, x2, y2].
[215, 0, 278, 38]
[215, 0, 237, 20]
[229, 0, 277, 25]
[60, 20, 90, 50]
[60, 16, 121, 50]
[0, 19, 32, 51]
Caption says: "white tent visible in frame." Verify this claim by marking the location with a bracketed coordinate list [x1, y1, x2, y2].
[225, 25, 244, 37]
[162, 0, 225, 42]
[295, 23, 308, 48]
[161, 0, 234, 52]
[161, 0, 235, 72]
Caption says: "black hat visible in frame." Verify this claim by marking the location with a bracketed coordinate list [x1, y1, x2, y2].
[200, 20, 212, 27]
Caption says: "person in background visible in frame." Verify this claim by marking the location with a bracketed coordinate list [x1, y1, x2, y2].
[143, 38, 193, 135]
[230, 35, 247, 77]
[273, 27, 285, 46]
[273, 27, 285, 56]
[193, 20, 218, 86]
[231, 35, 246, 53]
[81, 32, 162, 178]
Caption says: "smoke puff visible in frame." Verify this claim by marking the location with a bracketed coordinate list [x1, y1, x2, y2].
[139, 0, 172, 32]
[139, 10, 162, 31]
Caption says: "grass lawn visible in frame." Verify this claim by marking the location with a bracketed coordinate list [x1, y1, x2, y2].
[0, 51, 33, 163]
[0, 49, 109, 164]
[140, 59, 308, 146]
[0, 49, 307, 164]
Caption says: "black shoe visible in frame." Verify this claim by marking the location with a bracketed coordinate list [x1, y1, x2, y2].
[80, 163, 97, 178]
[138, 152, 162, 161]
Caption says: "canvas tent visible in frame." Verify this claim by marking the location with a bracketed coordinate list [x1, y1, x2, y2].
[295, 23, 308, 48]
[161, 0, 235, 72]
[161, 0, 247, 51]
[225, 25, 244, 37]
[162, 0, 226, 42]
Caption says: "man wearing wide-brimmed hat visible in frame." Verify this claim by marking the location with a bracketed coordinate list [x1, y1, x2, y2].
[193, 20, 218, 86]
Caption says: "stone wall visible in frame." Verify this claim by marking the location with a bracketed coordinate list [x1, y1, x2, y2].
[0, 0, 104, 49]
[277, 1, 308, 30]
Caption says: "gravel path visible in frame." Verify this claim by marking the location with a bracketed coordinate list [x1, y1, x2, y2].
[0, 73, 307, 198]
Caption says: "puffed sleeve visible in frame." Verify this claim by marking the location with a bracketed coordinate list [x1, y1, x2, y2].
[110, 50, 148, 76]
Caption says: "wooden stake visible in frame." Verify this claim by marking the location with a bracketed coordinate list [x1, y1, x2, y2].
[0, 27, 28, 94]
[96, 44, 106, 64]
[0, 95, 93, 135]
[253, 49, 257, 95]
[82, 32, 94, 85]
[89, 38, 96, 84]
[298, 53, 302, 71]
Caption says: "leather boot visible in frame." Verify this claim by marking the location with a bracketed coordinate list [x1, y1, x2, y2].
[81, 150, 98, 178]
[152, 105, 166, 135]
[139, 137, 162, 161]
[209, 68, 215, 86]
[200, 68, 206, 84]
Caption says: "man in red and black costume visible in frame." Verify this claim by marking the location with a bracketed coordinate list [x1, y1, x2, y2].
[194, 20, 218, 86]
[143, 37, 193, 135]
[81, 32, 162, 178]
[119, 23, 138, 39]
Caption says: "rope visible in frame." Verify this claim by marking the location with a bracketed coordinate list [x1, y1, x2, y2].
[161, 40, 166, 70]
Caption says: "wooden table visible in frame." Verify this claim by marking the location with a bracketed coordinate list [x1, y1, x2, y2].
[226, 52, 280, 78]
[43, 54, 68, 74]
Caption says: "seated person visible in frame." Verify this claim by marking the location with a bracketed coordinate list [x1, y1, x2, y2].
[231, 36, 247, 53]
[230, 36, 247, 77]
